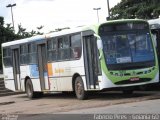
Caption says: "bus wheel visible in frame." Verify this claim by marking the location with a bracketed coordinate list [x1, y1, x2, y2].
[26, 79, 38, 99]
[75, 76, 88, 100]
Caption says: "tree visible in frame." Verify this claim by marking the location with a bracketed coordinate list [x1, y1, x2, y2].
[0, 16, 19, 69]
[0, 17, 4, 26]
[30, 30, 36, 36]
[36, 25, 44, 35]
[110, 0, 160, 20]
[17, 24, 26, 37]
[55, 27, 70, 32]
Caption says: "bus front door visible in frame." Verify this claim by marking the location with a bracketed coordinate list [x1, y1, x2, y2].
[83, 35, 100, 89]
[12, 49, 21, 91]
[37, 44, 49, 90]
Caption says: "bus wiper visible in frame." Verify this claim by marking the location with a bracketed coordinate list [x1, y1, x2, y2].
[134, 39, 137, 53]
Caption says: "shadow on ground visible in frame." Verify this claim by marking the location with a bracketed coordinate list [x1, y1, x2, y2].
[17, 91, 160, 101]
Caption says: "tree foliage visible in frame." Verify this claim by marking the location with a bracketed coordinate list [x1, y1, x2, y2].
[110, 0, 160, 20]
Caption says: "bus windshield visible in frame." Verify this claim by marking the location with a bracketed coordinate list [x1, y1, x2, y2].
[99, 23, 155, 70]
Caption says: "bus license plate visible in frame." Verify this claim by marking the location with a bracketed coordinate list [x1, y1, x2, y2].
[130, 77, 139, 81]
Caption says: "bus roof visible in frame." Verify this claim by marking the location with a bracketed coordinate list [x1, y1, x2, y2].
[148, 18, 160, 29]
[1, 26, 88, 48]
[2, 35, 45, 47]
[2, 19, 147, 48]
[102, 19, 147, 24]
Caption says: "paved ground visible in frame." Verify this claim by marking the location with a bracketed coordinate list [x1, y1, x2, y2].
[62, 98, 160, 114]
[0, 91, 160, 114]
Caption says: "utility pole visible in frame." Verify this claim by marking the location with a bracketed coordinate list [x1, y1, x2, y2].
[107, 0, 110, 20]
[6, 3, 16, 32]
[93, 7, 101, 23]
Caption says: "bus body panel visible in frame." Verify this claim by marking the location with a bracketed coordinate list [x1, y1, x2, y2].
[49, 51, 86, 91]
[20, 66, 28, 80]
[99, 70, 159, 90]
[31, 78, 42, 91]
[20, 79, 25, 91]
[5, 80, 15, 91]
[20, 65, 28, 91]
[4, 67, 15, 91]
[3, 67, 14, 80]
[81, 76, 87, 91]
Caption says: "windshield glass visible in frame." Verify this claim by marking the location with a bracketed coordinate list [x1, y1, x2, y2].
[100, 31, 155, 70]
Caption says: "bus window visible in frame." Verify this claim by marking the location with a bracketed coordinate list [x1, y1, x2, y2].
[71, 34, 82, 59]
[58, 38, 63, 49]
[58, 36, 70, 60]
[47, 40, 53, 62]
[20, 44, 29, 65]
[47, 40, 52, 51]
[62, 36, 70, 60]
[47, 38, 57, 62]
[28, 43, 37, 64]
[3, 48, 12, 67]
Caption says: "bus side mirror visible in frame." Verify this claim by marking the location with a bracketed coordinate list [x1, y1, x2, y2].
[94, 34, 103, 60]
[97, 40, 103, 60]
[94, 34, 103, 49]
[97, 39, 103, 49]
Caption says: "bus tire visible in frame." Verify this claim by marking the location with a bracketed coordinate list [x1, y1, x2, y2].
[75, 76, 88, 100]
[26, 79, 39, 99]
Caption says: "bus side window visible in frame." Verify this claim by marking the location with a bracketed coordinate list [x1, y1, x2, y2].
[28, 43, 37, 64]
[47, 38, 57, 62]
[58, 37, 63, 60]
[62, 36, 70, 60]
[58, 36, 70, 60]
[47, 40, 53, 62]
[3, 48, 12, 67]
[70, 34, 82, 59]
[20, 44, 29, 65]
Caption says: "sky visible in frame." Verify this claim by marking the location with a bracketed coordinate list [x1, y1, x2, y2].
[0, 0, 121, 33]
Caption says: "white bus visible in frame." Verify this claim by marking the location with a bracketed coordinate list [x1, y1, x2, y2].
[2, 19, 159, 100]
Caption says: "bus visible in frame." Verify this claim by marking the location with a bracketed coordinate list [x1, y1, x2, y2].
[148, 18, 160, 69]
[2, 19, 159, 100]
